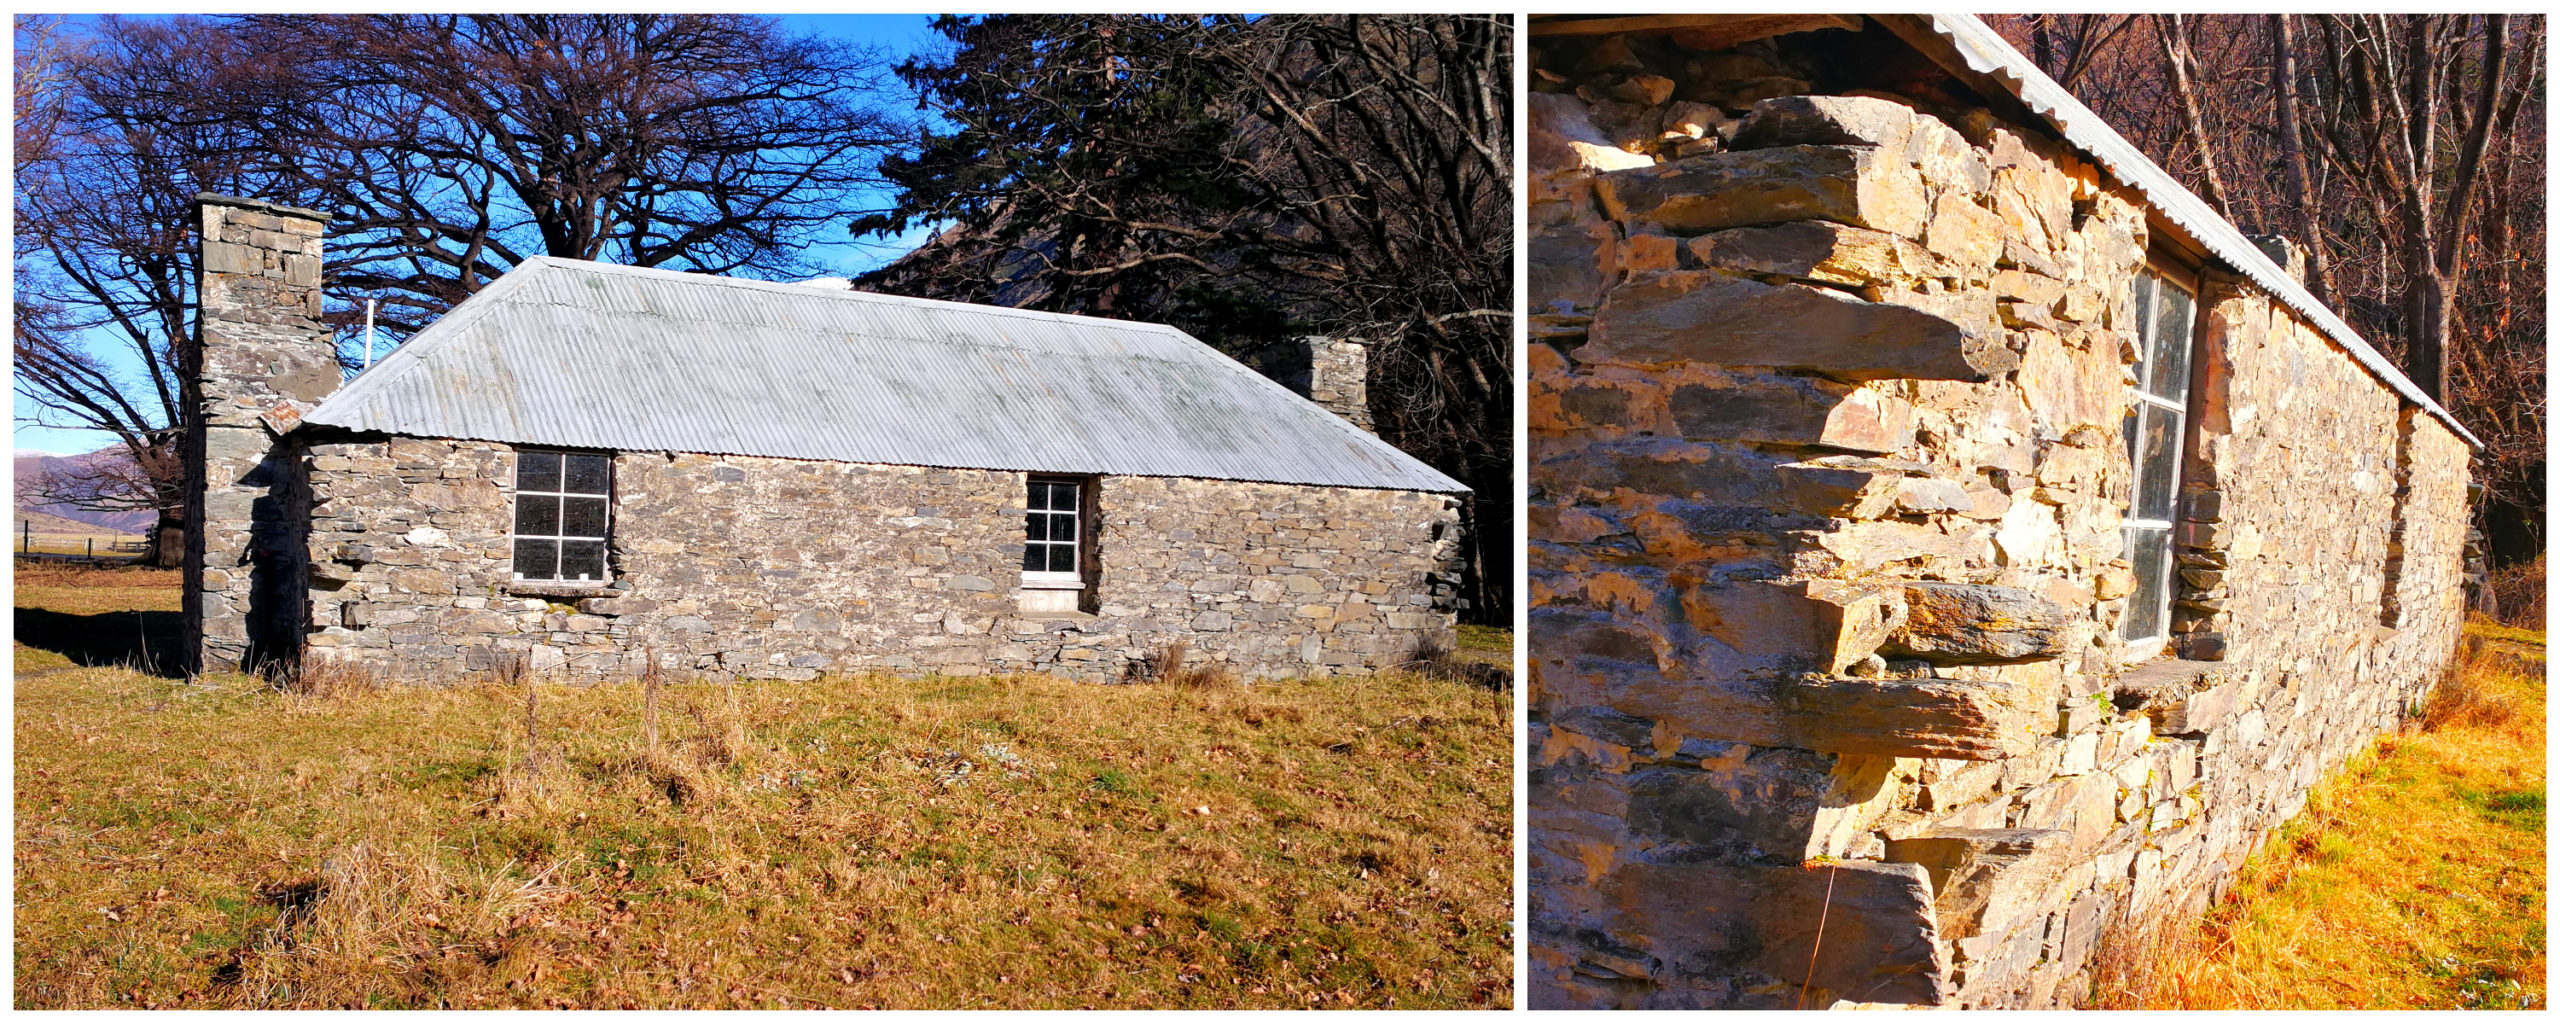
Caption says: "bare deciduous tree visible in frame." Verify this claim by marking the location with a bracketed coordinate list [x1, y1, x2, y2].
[13, 14, 910, 565]
[14, 16, 276, 565]
[862, 14, 1515, 620]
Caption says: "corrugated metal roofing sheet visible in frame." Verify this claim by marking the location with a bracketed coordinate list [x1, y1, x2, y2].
[304, 257, 1467, 493]
[1920, 14, 2482, 449]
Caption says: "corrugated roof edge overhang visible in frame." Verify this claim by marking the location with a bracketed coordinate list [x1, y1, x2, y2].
[1904, 14, 2481, 449]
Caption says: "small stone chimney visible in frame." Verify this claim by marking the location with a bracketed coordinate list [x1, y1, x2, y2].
[1302, 336, 1373, 433]
[185, 194, 335, 677]
[2247, 233, 2307, 285]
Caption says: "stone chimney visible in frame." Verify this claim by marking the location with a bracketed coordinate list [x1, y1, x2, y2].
[185, 194, 335, 677]
[1302, 336, 1373, 433]
[2247, 233, 2307, 285]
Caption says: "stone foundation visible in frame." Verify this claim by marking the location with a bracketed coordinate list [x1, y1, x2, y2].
[1525, 24, 2471, 1010]
[300, 438, 1463, 683]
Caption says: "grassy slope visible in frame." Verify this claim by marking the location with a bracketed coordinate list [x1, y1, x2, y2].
[2097, 619, 2546, 1009]
[14, 574, 1512, 1009]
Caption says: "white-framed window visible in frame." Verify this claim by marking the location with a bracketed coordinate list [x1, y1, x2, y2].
[2120, 264, 2196, 648]
[512, 448, 612, 584]
[1022, 476, 1084, 585]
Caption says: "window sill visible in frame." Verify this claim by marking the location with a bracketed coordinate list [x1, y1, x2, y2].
[505, 581, 619, 599]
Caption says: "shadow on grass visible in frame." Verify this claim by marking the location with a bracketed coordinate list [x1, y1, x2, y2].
[13, 606, 185, 677]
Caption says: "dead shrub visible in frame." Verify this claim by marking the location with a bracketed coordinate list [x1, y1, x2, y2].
[2086, 899, 2228, 1008]
[685, 684, 767, 768]
[1130, 640, 1235, 689]
[2484, 554, 2545, 629]
[223, 839, 573, 1007]
[485, 678, 565, 815]
[1403, 635, 1512, 690]
[2423, 643, 2532, 733]
[281, 655, 391, 700]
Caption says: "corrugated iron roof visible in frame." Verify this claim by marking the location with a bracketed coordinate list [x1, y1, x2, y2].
[304, 256, 1467, 493]
[1918, 14, 2482, 449]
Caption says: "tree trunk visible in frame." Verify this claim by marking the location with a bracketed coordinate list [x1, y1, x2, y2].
[2154, 15, 2232, 218]
[2404, 268, 2454, 401]
[2273, 14, 2333, 302]
[150, 506, 185, 568]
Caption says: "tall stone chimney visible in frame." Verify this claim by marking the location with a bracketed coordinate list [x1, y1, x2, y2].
[1302, 336, 1373, 433]
[185, 194, 336, 677]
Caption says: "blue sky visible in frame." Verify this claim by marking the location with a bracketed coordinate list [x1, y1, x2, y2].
[14, 13, 950, 455]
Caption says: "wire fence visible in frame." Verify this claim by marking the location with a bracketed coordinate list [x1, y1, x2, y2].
[13, 529, 149, 562]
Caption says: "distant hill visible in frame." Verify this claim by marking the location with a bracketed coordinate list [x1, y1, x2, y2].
[13, 447, 156, 534]
[10, 508, 137, 538]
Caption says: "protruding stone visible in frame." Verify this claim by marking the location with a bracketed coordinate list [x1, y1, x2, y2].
[1588, 858, 1949, 1005]
[1594, 144, 1926, 237]
[1585, 272, 2010, 383]
[1730, 94, 1918, 152]
[1881, 581, 2073, 663]
[1688, 220, 1947, 287]
[1529, 92, 1655, 176]
[1883, 827, 2074, 942]
[1666, 377, 1914, 454]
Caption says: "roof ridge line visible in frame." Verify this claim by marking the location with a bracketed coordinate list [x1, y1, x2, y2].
[517, 254, 1193, 337]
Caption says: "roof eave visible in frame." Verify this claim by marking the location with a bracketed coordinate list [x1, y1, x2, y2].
[1891, 14, 2482, 450]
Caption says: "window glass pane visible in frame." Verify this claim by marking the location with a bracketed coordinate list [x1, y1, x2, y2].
[513, 538, 559, 580]
[516, 494, 561, 536]
[1050, 481, 1078, 511]
[1027, 481, 1050, 510]
[517, 450, 561, 492]
[1026, 513, 1049, 541]
[2122, 527, 2171, 641]
[1050, 542, 1076, 574]
[2136, 406, 2179, 520]
[2149, 282, 2194, 398]
[562, 496, 609, 539]
[2130, 273, 2156, 375]
[564, 454, 610, 495]
[560, 540, 606, 581]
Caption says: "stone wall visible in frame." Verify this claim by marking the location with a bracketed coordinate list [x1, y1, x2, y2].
[1524, 27, 2472, 1010]
[300, 438, 1463, 682]
[185, 194, 337, 676]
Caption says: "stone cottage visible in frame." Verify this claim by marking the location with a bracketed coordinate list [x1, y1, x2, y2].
[183, 194, 1466, 684]
[1525, 14, 2477, 1010]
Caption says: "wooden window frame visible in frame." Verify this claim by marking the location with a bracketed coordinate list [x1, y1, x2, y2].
[2119, 257, 2200, 656]
[511, 448, 614, 586]
[1021, 475, 1087, 590]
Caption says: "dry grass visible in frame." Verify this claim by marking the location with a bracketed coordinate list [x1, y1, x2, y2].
[13, 577, 1513, 1009]
[2092, 619, 2545, 1009]
[14, 563, 182, 615]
